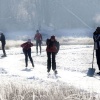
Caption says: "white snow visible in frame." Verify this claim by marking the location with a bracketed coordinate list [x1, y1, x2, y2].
[0, 44, 100, 94]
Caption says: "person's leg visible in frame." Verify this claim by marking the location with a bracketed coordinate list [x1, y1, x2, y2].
[52, 52, 57, 74]
[2, 44, 6, 56]
[36, 40, 38, 54]
[28, 49, 34, 67]
[96, 49, 100, 72]
[23, 49, 28, 67]
[52, 52, 56, 71]
[47, 52, 51, 72]
[39, 40, 41, 54]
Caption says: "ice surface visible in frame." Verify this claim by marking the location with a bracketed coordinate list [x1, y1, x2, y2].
[0, 44, 100, 93]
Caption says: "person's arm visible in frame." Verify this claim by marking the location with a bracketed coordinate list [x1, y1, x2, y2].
[40, 34, 42, 41]
[34, 34, 36, 40]
[93, 31, 99, 42]
[21, 43, 26, 48]
[46, 39, 50, 45]
[94, 35, 100, 42]
[55, 41, 60, 54]
[30, 43, 33, 47]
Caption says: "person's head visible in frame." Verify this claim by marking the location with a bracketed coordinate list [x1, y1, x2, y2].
[36, 30, 39, 33]
[96, 27, 100, 33]
[0, 33, 3, 35]
[27, 39, 31, 43]
[50, 35, 55, 41]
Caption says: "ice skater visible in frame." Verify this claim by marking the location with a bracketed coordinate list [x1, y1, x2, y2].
[0, 33, 6, 57]
[46, 35, 60, 74]
[21, 39, 34, 68]
[34, 30, 42, 55]
[93, 27, 100, 75]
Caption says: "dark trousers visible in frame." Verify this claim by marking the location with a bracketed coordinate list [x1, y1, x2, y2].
[96, 49, 100, 70]
[2, 44, 6, 56]
[47, 52, 56, 72]
[36, 40, 41, 54]
[23, 48, 34, 67]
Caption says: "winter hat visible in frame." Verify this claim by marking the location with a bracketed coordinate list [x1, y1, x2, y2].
[96, 27, 100, 32]
[51, 35, 55, 40]
[36, 30, 39, 33]
[28, 39, 31, 42]
[0, 33, 3, 35]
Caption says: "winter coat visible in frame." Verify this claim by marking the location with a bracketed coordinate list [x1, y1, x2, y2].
[46, 39, 59, 53]
[34, 33, 42, 41]
[93, 31, 100, 50]
[0, 34, 6, 45]
[21, 42, 33, 50]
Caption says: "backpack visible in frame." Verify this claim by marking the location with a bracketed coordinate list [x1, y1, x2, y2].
[46, 39, 60, 53]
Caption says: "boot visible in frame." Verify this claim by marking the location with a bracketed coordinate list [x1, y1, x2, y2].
[32, 63, 34, 67]
[54, 70, 58, 74]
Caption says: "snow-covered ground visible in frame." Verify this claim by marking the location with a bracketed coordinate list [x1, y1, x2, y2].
[0, 44, 100, 95]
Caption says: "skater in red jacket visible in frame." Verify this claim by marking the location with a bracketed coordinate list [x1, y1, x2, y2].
[21, 39, 34, 68]
[34, 30, 42, 55]
[46, 35, 60, 74]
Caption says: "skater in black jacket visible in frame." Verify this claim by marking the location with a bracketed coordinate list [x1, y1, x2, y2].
[0, 33, 6, 57]
[93, 27, 100, 75]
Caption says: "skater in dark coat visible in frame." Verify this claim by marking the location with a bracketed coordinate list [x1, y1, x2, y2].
[34, 30, 42, 55]
[0, 33, 6, 57]
[21, 39, 34, 68]
[93, 27, 100, 75]
[46, 35, 60, 74]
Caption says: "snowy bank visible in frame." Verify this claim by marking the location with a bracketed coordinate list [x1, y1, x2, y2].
[0, 37, 94, 50]
[0, 76, 99, 100]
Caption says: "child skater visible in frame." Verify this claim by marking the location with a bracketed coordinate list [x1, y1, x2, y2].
[21, 39, 34, 68]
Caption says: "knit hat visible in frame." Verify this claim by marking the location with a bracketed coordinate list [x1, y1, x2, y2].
[36, 30, 39, 33]
[51, 35, 55, 40]
[96, 27, 100, 32]
[0, 33, 3, 35]
[28, 39, 31, 42]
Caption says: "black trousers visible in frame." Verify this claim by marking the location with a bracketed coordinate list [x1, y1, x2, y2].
[23, 48, 34, 67]
[47, 52, 56, 72]
[2, 44, 6, 56]
[36, 40, 41, 54]
[96, 49, 100, 70]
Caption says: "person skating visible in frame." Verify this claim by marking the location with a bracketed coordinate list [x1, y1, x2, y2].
[0, 33, 6, 57]
[21, 39, 34, 68]
[46, 35, 60, 74]
[93, 27, 100, 75]
[34, 30, 42, 55]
